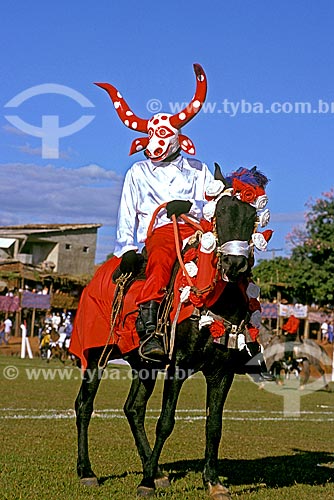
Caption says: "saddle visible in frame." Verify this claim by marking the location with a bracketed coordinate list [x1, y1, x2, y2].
[108, 242, 199, 360]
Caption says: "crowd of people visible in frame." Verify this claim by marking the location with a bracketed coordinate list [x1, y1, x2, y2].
[39, 310, 73, 360]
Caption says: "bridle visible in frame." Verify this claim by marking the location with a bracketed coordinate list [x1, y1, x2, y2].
[216, 240, 252, 258]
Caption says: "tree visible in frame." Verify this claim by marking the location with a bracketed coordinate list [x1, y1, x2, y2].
[253, 189, 334, 306]
[252, 256, 295, 302]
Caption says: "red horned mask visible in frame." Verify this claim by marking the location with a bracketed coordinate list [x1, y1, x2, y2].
[95, 63, 207, 162]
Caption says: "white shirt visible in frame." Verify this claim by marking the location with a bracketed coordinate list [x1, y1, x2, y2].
[114, 155, 214, 257]
[4, 318, 12, 333]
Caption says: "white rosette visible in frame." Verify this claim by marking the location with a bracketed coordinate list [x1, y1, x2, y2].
[199, 314, 214, 330]
[251, 232, 268, 251]
[250, 310, 262, 328]
[253, 194, 268, 210]
[237, 333, 246, 351]
[200, 232, 216, 254]
[179, 285, 191, 303]
[184, 261, 198, 277]
[205, 179, 225, 198]
[258, 208, 270, 227]
[203, 200, 216, 221]
[246, 282, 260, 299]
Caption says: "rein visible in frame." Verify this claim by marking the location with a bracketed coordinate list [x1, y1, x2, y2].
[98, 272, 132, 370]
[147, 202, 205, 289]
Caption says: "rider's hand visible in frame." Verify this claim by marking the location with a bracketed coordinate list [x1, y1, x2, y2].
[120, 250, 140, 274]
[166, 200, 192, 219]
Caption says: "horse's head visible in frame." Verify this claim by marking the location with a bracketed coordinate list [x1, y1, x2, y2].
[209, 163, 271, 282]
[215, 194, 257, 282]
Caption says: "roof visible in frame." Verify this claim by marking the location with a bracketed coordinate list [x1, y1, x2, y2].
[0, 223, 102, 236]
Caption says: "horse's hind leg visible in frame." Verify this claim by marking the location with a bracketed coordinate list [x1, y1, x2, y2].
[317, 364, 329, 390]
[124, 363, 170, 489]
[75, 348, 103, 485]
[299, 359, 310, 389]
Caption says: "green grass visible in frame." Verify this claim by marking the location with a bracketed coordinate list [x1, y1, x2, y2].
[0, 356, 334, 499]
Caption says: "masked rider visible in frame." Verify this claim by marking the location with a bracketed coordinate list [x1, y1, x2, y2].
[96, 64, 214, 361]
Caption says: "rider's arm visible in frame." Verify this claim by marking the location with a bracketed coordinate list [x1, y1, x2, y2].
[113, 168, 139, 258]
[182, 161, 214, 220]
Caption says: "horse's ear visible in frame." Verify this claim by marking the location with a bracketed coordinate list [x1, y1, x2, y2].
[214, 162, 231, 187]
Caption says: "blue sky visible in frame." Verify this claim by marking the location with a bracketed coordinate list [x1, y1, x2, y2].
[1, 1, 334, 263]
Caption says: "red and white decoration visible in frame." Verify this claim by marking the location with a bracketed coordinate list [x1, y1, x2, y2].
[95, 63, 207, 162]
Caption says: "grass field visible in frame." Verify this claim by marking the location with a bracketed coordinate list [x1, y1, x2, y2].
[0, 356, 334, 500]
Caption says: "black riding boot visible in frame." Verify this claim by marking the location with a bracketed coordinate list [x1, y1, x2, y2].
[136, 301, 165, 361]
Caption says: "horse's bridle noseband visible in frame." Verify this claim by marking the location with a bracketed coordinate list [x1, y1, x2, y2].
[216, 240, 251, 258]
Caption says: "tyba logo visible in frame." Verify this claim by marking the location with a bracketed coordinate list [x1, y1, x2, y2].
[4, 83, 95, 159]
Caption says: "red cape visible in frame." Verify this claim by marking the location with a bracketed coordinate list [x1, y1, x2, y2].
[69, 257, 141, 370]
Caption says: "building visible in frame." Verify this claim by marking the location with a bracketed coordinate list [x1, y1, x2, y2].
[0, 223, 101, 276]
[0, 224, 102, 335]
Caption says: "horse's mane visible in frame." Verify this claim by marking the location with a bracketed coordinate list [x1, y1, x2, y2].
[226, 166, 269, 189]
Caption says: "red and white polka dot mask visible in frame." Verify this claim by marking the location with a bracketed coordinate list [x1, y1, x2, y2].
[96, 63, 207, 162]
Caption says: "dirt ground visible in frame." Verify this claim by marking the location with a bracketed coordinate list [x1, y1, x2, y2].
[0, 336, 40, 357]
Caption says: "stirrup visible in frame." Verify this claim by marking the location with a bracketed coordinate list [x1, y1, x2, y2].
[138, 333, 166, 363]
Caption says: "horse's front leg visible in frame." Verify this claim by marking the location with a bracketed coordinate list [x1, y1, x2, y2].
[202, 370, 234, 500]
[75, 349, 103, 486]
[137, 366, 186, 497]
[123, 364, 170, 489]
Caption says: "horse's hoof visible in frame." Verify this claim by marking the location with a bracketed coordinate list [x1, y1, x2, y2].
[154, 475, 170, 489]
[137, 485, 156, 497]
[80, 476, 99, 487]
[208, 482, 232, 500]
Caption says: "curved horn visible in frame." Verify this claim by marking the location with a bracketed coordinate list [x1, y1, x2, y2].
[94, 82, 148, 133]
[169, 63, 207, 129]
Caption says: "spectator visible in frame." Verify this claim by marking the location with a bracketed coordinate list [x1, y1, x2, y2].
[282, 314, 300, 362]
[0, 319, 7, 346]
[4, 316, 12, 343]
[327, 321, 333, 344]
[320, 320, 329, 344]
[51, 312, 61, 331]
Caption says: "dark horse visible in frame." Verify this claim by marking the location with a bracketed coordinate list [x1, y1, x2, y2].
[73, 165, 267, 499]
[259, 326, 331, 390]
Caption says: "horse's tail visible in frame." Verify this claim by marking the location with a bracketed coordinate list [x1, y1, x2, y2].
[301, 339, 331, 367]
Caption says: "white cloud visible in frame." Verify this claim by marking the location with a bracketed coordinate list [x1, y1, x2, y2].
[1, 162, 124, 260]
[15, 143, 71, 159]
[2, 124, 28, 136]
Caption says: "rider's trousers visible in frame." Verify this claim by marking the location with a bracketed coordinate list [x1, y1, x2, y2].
[136, 223, 195, 305]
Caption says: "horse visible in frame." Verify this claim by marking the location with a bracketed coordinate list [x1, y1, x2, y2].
[259, 326, 331, 390]
[72, 164, 269, 499]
